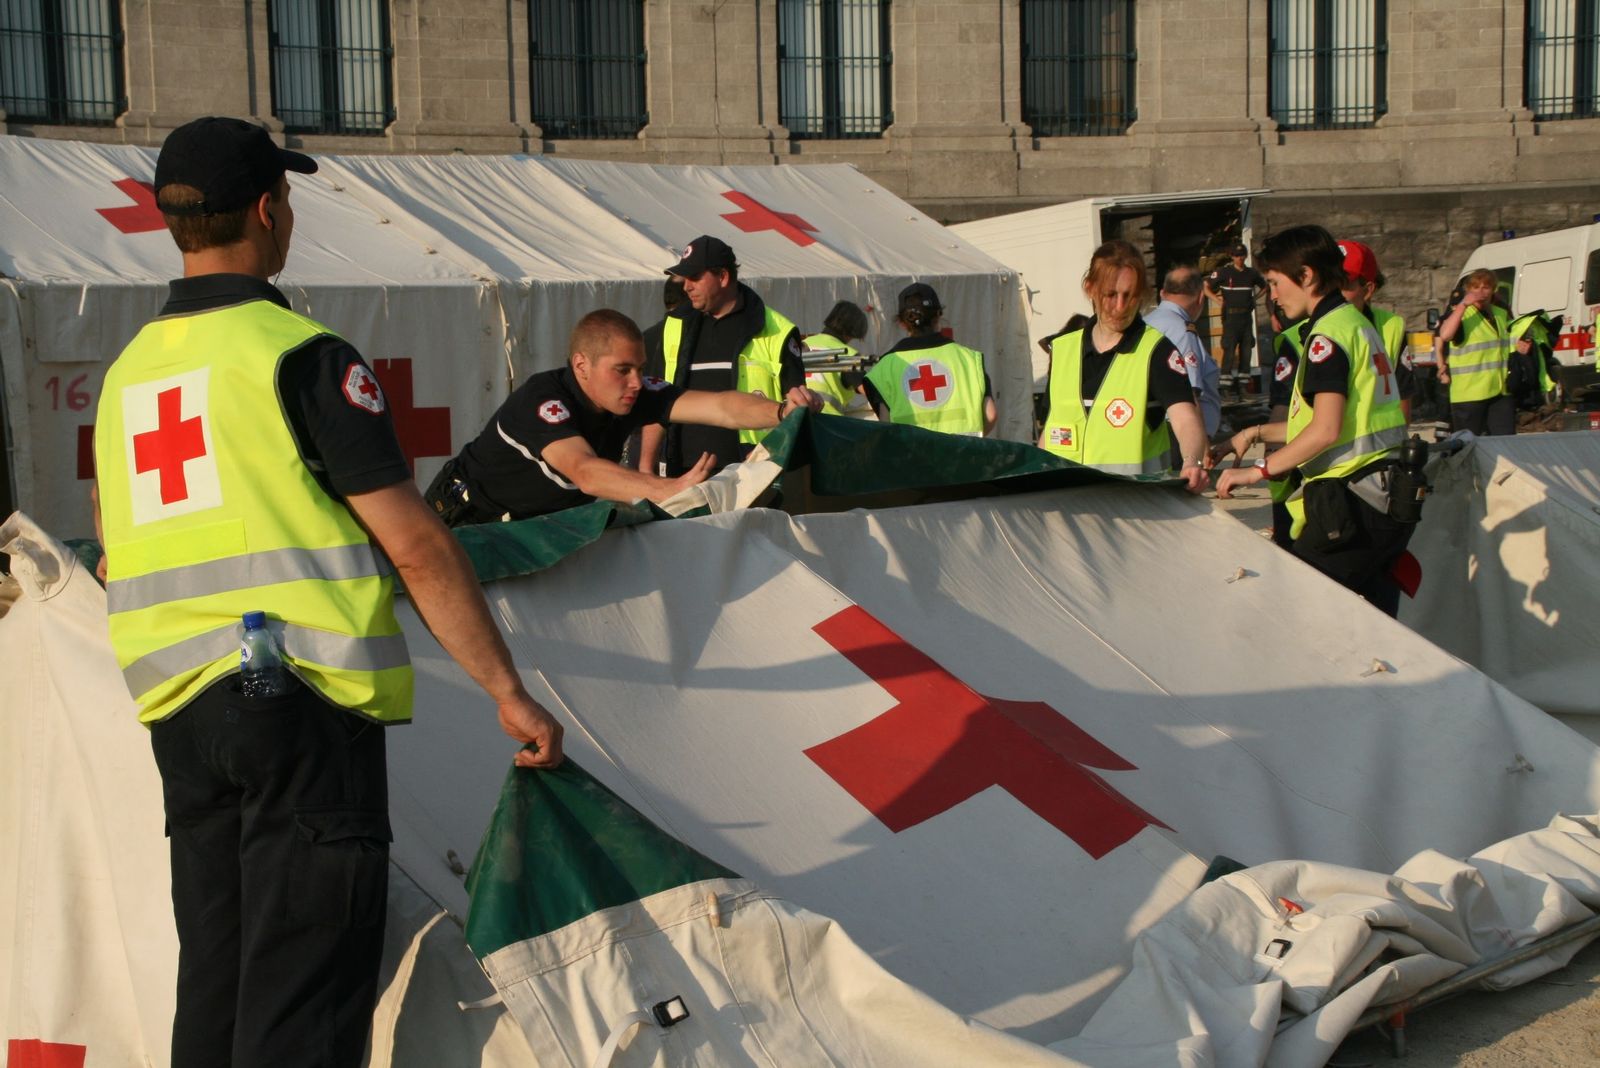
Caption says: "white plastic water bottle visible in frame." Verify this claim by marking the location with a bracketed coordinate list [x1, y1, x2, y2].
[239, 610, 291, 697]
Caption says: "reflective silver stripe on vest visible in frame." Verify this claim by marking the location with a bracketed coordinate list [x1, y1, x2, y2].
[121, 621, 410, 699]
[106, 543, 394, 615]
[1300, 424, 1407, 477]
[1448, 339, 1508, 355]
[1449, 360, 1508, 375]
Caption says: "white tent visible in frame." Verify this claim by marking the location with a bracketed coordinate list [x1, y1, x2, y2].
[1400, 431, 1600, 723]
[8, 449, 1600, 1064]
[0, 136, 1030, 540]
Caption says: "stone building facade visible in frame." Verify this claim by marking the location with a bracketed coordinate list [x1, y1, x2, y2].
[2, 0, 1597, 321]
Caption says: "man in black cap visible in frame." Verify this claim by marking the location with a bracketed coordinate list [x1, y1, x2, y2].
[637, 235, 806, 476]
[1205, 243, 1267, 390]
[91, 117, 564, 1068]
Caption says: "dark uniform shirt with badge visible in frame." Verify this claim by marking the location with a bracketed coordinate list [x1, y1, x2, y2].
[454, 366, 682, 519]
[1293, 293, 1356, 406]
[1209, 263, 1266, 316]
[159, 274, 412, 500]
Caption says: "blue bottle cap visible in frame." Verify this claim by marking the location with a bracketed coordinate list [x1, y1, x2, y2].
[242, 610, 266, 629]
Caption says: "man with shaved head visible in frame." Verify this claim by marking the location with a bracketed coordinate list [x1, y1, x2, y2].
[427, 308, 822, 523]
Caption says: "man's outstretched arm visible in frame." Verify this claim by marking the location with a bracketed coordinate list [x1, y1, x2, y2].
[345, 482, 564, 768]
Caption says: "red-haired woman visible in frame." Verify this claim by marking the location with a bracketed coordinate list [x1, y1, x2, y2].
[1038, 239, 1208, 493]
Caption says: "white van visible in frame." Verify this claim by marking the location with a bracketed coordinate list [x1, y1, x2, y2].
[1454, 223, 1600, 369]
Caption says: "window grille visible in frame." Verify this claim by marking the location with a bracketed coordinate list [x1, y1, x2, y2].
[0, 0, 123, 125]
[1020, 0, 1136, 137]
[1527, 0, 1599, 120]
[778, 0, 891, 140]
[1269, 0, 1386, 130]
[530, 0, 647, 140]
[269, 0, 393, 136]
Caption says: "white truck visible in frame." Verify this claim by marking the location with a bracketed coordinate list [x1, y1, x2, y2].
[1448, 222, 1600, 371]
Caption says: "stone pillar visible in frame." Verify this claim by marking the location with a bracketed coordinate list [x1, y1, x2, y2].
[641, 0, 777, 164]
[385, 0, 525, 154]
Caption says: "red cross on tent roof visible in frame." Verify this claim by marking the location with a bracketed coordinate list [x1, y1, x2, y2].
[719, 191, 818, 248]
[96, 178, 165, 235]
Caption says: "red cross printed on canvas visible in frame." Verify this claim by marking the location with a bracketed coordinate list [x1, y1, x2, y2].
[95, 178, 165, 235]
[905, 363, 948, 404]
[371, 359, 452, 473]
[132, 386, 206, 504]
[7, 1039, 87, 1068]
[804, 606, 1167, 860]
[719, 191, 818, 247]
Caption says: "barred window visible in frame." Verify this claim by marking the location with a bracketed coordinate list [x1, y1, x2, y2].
[778, 0, 891, 140]
[269, 0, 393, 136]
[1020, 0, 1136, 137]
[1526, 0, 1599, 120]
[530, 0, 647, 140]
[1269, 1, 1386, 130]
[0, 0, 123, 126]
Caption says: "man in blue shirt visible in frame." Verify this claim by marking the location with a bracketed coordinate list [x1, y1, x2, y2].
[1145, 265, 1222, 437]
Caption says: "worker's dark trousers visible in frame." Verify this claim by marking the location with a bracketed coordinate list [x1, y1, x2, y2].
[1449, 394, 1516, 437]
[151, 677, 390, 1068]
[1219, 314, 1255, 377]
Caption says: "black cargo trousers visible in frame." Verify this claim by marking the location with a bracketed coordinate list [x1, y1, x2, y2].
[150, 676, 390, 1068]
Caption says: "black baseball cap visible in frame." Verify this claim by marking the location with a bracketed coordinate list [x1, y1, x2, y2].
[154, 117, 317, 216]
[1230, 243, 1248, 257]
[665, 235, 737, 278]
[898, 282, 942, 317]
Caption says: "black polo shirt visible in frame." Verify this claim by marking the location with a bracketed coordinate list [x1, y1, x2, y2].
[455, 366, 682, 519]
[157, 274, 410, 500]
[860, 332, 994, 412]
[1050, 317, 1194, 431]
[1209, 263, 1266, 315]
[1293, 293, 1355, 408]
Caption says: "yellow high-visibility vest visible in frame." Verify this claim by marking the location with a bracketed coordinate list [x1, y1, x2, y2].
[95, 298, 413, 724]
[1040, 326, 1173, 475]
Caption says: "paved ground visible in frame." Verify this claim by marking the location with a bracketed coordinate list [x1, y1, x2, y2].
[1205, 426, 1600, 1066]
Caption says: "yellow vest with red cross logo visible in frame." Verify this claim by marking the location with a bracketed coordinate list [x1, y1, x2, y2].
[94, 298, 413, 725]
[864, 340, 989, 435]
[1041, 326, 1173, 475]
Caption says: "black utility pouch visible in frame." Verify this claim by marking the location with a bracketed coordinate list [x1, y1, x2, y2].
[422, 458, 475, 528]
[1301, 479, 1359, 552]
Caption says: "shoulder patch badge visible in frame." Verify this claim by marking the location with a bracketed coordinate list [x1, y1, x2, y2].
[342, 363, 386, 414]
[643, 375, 671, 392]
[538, 399, 571, 424]
[1274, 355, 1294, 382]
[1168, 352, 1186, 375]
[1307, 336, 1336, 364]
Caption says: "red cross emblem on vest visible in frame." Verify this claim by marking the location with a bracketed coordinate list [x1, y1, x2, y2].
[904, 360, 952, 408]
[124, 369, 222, 524]
[804, 606, 1167, 859]
[1104, 397, 1135, 428]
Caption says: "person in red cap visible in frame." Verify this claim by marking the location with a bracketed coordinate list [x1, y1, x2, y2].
[638, 235, 807, 477]
[92, 117, 564, 1068]
[1336, 239, 1417, 421]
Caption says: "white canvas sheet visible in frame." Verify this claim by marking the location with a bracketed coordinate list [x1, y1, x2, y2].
[8, 481, 1600, 1065]
[1399, 431, 1600, 717]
